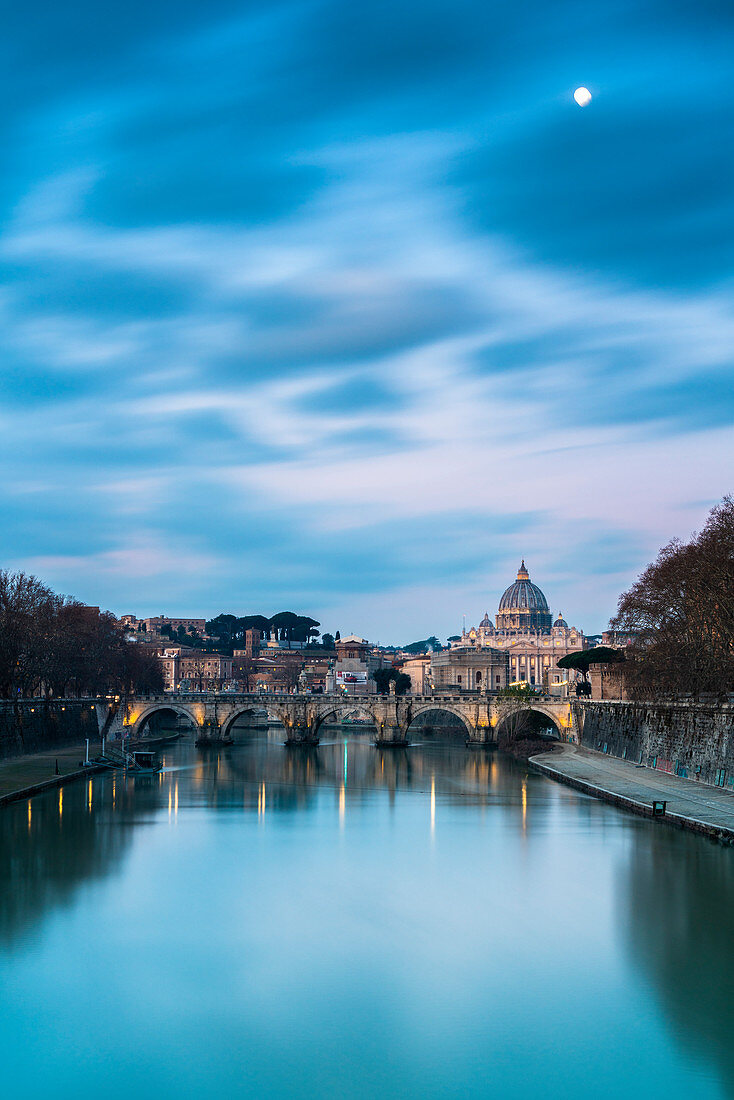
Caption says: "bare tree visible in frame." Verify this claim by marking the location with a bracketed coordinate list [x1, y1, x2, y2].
[612, 497, 734, 700]
[233, 655, 256, 691]
[494, 686, 535, 745]
[279, 660, 303, 693]
[0, 570, 164, 698]
[0, 572, 56, 697]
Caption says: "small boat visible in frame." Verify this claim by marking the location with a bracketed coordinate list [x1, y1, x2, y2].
[94, 749, 162, 773]
[126, 750, 163, 774]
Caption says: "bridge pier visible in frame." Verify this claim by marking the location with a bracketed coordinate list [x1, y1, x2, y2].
[374, 724, 410, 748]
[284, 703, 320, 746]
[466, 733, 497, 748]
[284, 723, 319, 747]
[372, 698, 410, 747]
[196, 717, 230, 747]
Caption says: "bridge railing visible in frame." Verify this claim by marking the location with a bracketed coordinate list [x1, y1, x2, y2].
[126, 689, 567, 706]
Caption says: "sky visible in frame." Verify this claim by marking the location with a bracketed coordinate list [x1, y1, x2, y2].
[2, 0, 733, 643]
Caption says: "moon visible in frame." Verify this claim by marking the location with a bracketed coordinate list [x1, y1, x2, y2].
[573, 87, 592, 107]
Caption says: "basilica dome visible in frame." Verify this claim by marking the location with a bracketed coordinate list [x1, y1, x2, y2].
[496, 561, 553, 634]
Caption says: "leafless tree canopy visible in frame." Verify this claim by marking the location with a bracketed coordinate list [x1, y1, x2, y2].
[611, 497, 734, 700]
[0, 570, 163, 699]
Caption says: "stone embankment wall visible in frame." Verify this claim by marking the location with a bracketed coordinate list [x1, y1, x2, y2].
[0, 700, 105, 760]
[577, 701, 734, 788]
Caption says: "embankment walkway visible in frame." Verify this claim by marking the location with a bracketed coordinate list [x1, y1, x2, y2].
[530, 743, 734, 842]
[0, 743, 101, 806]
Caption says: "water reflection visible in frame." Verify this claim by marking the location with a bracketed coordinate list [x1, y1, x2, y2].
[0, 772, 134, 946]
[625, 825, 734, 1094]
[0, 738, 517, 947]
[0, 734, 731, 1099]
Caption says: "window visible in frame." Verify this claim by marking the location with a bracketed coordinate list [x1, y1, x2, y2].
[457, 675, 462, 685]
[495, 675, 501, 686]
[476, 671, 482, 682]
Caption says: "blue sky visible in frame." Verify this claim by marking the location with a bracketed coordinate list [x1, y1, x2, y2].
[2, 0, 733, 641]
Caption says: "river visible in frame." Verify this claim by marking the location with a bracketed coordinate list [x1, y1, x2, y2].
[1, 731, 732, 1099]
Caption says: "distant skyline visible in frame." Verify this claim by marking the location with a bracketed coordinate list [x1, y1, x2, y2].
[3, 0, 733, 641]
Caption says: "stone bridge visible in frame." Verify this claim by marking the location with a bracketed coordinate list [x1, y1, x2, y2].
[110, 692, 579, 747]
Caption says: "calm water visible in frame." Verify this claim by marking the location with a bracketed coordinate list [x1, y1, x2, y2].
[1, 731, 733, 1099]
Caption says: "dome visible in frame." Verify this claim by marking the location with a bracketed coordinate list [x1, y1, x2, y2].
[554, 612, 568, 628]
[495, 560, 553, 635]
[498, 561, 550, 613]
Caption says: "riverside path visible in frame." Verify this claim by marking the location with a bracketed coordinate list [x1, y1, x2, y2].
[530, 742, 734, 842]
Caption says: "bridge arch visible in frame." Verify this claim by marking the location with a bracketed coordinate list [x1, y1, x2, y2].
[493, 704, 563, 742]
[128, 701, 200, 738]
[313, 702, 379, 735]
[407, 704, 474, 738]
[220, 703, 291, 740]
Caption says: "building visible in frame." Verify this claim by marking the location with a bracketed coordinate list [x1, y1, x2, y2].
[123, 615, 207, 638]
[328, 636, 388, 695]
[155, 646, 233, 691]
[431, 561, 586, 693]
[589, 663, 628, 701]
[398, 655, 432, 694]
[430, 647, 509, 692]
[230, 642, 335, 693]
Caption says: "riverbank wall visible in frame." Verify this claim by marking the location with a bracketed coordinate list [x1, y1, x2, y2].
[0, 700, 106, 760]
[577, 701, 734, 788]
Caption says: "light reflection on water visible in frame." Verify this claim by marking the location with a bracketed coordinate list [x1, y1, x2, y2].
[0, 733, 732, 1100]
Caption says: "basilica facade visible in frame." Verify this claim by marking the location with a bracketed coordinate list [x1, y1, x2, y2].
[430, 561, 586, 693]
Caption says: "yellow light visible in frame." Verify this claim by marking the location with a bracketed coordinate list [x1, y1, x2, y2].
[27, 800, 32, 832]
[87, 780, 92, 812]
[58, 788, 63, 817]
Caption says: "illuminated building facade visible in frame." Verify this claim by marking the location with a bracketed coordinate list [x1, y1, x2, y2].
[432, 561, 586, 692]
